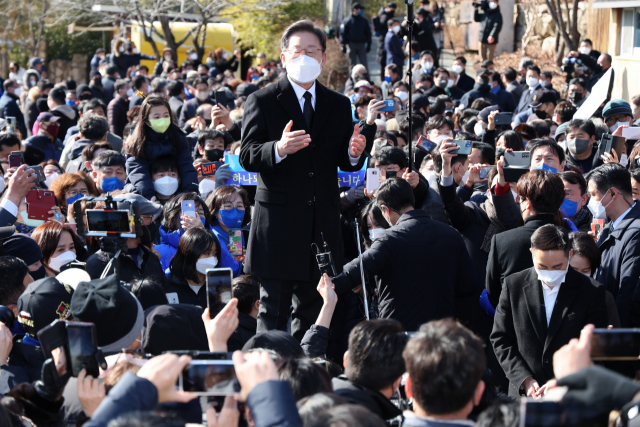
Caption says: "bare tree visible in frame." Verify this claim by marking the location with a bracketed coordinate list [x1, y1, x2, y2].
[543, 0, 580, 64]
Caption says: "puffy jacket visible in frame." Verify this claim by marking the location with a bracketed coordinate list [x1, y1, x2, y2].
[474, 6, 503, 44]
[339, 14, 372, 45]
[107, 95, 129, 138]
[124, 127, 198, 199]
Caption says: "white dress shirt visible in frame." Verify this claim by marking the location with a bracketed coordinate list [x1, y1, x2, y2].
[274, 76, 360, 165]
[0, 198, 19, 217]
[541, 282, 561, 325]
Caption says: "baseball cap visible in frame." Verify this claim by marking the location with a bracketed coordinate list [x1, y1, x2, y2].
[18, 277, 74, 337]
[37, 112, 61, 125]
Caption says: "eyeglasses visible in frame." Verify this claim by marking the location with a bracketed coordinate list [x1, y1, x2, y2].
[285, 47, 323, 56]
[605, 114, 631, 126]
[66, 189, 89, 198]
[222, 203, 245, 210]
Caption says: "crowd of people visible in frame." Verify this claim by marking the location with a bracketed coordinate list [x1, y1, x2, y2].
[0, 11, 637, 427]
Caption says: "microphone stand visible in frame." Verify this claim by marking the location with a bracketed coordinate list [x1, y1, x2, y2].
[406, 0, 414, 170]
[354, 219, 370, 320]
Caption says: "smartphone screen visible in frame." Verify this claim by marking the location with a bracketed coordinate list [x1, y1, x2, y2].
[179, 359, 237, 395]
[67, 323, 98, 377]
[591, 328, 640, 360]
[228, 229, 243, 256]
[622, 127, 640, 140]
[86, 210, 131, 233]
[416, 135, 436, 154]
[479, 165, 496, 180]
[452, 140, 472, 155]
[206, 268, 233, 310]
[181, 201, 197, 219]
[379, 100, 395, 112]
[366, 168, 381, 193]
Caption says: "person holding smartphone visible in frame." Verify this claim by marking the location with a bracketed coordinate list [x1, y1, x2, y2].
[207, 185, 249, 262]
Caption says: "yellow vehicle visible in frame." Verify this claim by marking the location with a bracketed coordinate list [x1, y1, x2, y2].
[130, 21, 235, 71]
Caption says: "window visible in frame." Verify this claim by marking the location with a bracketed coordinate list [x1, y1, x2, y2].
[620, 7, 640, 56]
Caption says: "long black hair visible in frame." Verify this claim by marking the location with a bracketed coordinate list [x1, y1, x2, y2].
[170, 228, 220, 284]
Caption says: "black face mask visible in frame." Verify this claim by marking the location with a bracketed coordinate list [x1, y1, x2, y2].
[205, 148, 224, 162]
[534, 109, 548, 119]
[30, 265, 46, 281]
[569, 92, 583, 103]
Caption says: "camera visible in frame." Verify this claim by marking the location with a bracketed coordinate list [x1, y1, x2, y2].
[561, 57, 582, 74]
[472, 0, 487, 9]
[312, 233, 337, 277]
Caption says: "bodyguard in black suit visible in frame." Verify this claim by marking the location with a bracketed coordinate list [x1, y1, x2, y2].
[240, 21, 367, 342]
[491, 225, 608, 398]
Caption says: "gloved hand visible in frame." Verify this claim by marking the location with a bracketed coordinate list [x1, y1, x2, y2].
[35, 358, 71, 402]
[215, 163, 233, 189]
[345, 185, 366, 204]
[557, 365, 640, 415]
[341, 45, 347, 54]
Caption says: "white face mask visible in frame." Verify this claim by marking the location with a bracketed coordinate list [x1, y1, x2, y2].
[126, 88, 134, 98]
[392, 25, 401, 34]
[196, 91, 209, 101]
[153, 176, 180, 196]
[45, 173, 60, 189]
[196, 256, 218, 274]
[191, 53, 199, 60]
[609, 121, 630, 133]
[457, 166, 470, 185]
[452, 64, 463, 74]
[396, 91, 408, 102]
[474, 122, 485, 136]
[13, 87, 21, 96]
[48, 251, 77, 273]
[447, 79, 455, 88]
[133, 48, 139, 54]
[489, 1, 497, 8]
[119, 47, 125, 53]
[423, 170, 435, 187]
[423, 61, 434, 71]
[286, 55, 322, 84]
[526, 77, 539, 87]
[164, 55, 172, 61]
[535, 258, 570, 288]
[587, 189, 614, 220]
[199, 179, 216, 196]
[369, 228, 384, 241]
[579, 47, 591, 55]
[620, 154, 629, 167]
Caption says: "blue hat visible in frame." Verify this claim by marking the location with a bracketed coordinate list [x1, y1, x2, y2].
[555, 122, 568, 141]
[603, 99, 633, 121]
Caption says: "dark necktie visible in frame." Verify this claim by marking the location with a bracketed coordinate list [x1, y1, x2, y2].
[303, 91, 314, 131]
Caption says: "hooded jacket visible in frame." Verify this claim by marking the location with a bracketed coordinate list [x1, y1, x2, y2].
[50, 104, 78, 141]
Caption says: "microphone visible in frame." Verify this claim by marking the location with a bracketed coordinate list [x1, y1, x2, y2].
[406, 0, 414, 23]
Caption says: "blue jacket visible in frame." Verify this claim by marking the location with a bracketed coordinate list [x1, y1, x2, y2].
[0, 92, 27, 137]
[459, 83, 499, 109]
[124, 127, 198, 199]
[155, 223, 242, 277]
[23, 134, 64, 162]
[495, 88, 517, 113]
[384, 31, 404, 69]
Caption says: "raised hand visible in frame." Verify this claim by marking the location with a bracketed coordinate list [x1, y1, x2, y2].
[349, 124, 366, 158]
[277, 120, 310, 158]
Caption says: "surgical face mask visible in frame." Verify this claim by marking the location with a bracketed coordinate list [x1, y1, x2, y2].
[196, 91, 209, 101]
[286, 55, 322, 84]
[474, 122, 485, 137]
[620, 154, 629, 167]
[452, 64, 463, 74]
[45, 173, 60, 189]
[396, 91, 408, 102]
[568, 92, 583, 103]
[447, 79, 455, 88]
[560, 198, 579, 218]
[587, 189, 614, 219]
[457, 165, 470, 185]
[148, 117, 171, 134]
[392, 25, 401, 34]
[532, 162, 558, 174]
[196, 256, 218, 274]
[199, 179, 216, 196]
[119, 47, 125, 53]
[423, 170, 435, 186]
[29, 79, 37, 87]
[13, 87, 21, 97]
[432, 134, 449, 145]
[384, 76, 392, 83]
[579, 46, 591, 55]
[100, 176, 124, 192]
[369, 228, 384, 241]
[489, 1, 497, 8]
[48, 251, 76, 273]
[66, 193, 84, 206]
[219, 208, 245, 228]
[357, 9, 364, 15]
[19, 210, 45, 228]
[567, 138, 590, 155]
[609, 121, 630, 133]
[154, 176, 179, 196]
[191, 53, 198, 60]
[526, 77, 539, 87]
[437, 79, 448, 89]
[535, 259, 569, 287]
[423, 61, 434, 71]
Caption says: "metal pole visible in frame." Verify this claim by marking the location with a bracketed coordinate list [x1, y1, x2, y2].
[406, 0, 414, 170]
[354, 219, 370, 321]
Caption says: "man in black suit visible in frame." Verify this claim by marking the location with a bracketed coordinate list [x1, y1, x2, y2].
[491, 224, 608, 398]
[452, 56, 474, 94]
[486, 169, 565, 308]
[240, 20, 367, 342]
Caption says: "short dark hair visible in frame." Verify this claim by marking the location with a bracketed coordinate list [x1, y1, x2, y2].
[81, 142, 112, 163]
[2, 79, 16, 92]
[48, 87, 66, 105]
[0, 133, 21, 149]
[554, 101, 577, 124]
[476, 403, 520, 427]
[385, 63, 400, 75]
[585, 163, 633, 197]
[454, 56, 466, 65]
[581, 38, 593, 46]
[170, 228, 220, 284]
[529, 119, 550, 138]
[82, 98, 107, 116]
[78, 115, 109, 142]
[38, 79, 54, 92]
[376, 177, 415, 212]
[312, 405, 386, 427]
[559, 170, 587, 195]
[432, 148, 468, 175]
[149, 154, 179, 176]
[133, 75, 148, 90]
[232, 275, 260, 314]
[167, 80, 184, 97]
[404, 319, 485, 414]
[93, 150, 126, 169]
[114, 79, 128, 93]
[197, 129, 227, 149]
[527, 139, 566, 164]
[279, 358, 333, 401]
[504, 67, 517, 82]
[0, 256, 29, 306]
[434, 67, 449, 79]
[570, 232, 601, 272]
[280, 20, 326, 53]
[542, 70, 553, 80]
[566, 118, 596, 138]
[345, 319, 408, 391]
[517, 170, 565, 214]
[400, 114, 427, 142]
[527, 65, 541, 75]
[151, 78, 168, 94]
[372, 146, 408, 169]
[472, 142, 495, 165]
[131, 278, 169, 311]
[531, 224, 570, 255]
[568, 78, 586, 90]
[425, 115, 454, 133]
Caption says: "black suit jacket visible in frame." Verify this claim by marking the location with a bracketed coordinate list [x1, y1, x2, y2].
[491, 267, 608, 397]
[455, 72, 475, 94]
[486, 214, 557, 308]
[240, 76, 367, 281]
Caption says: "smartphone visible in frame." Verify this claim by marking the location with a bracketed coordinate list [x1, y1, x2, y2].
[503, 151, 532, 182]
[479, 165, 496, 180]
[378, 100, 395, 112]
[66, 322, 100, 378]
[181, 200, 197, 219]
[597, 134, 626, 160]
[590, 329, 640, 360]
[214, 90, 229, 107]
[8, 151, 22, 168]
[201, 161, 224, 177]
[6, 117, 16, 134]
[494, 112, 512, 126]
[179, 359, 238, 396]
[228, 228, 243, 257]
[622, 127, 640, 140]
[416, 135, 436, 154]
[366, 168, 381, 193]
[30, 165, 46, 184]
[206, 268, 233, 310]
[591, 218, 605, 236]
[26, 189, 56, 221]
[451, 140, 473, 155]
[520, 399, 590, 427]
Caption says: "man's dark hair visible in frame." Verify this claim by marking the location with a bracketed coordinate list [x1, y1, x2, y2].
[150, 154, 179, 176]
[0, 133, 21, 150]
[570, 232, 601, 272]
[433, 67, 449, 79]
[559, 170, 587, 196]
[114, 79, 128, 94]
[568, 77, 586, 90]
[197, 129, 227, 149]
[151, 78, 168, 94]
[404, 319, 485, 415]
[432, 148, 468, 175]
[105, 64, 118, 76]
[554, 101, 577, 124]
[82, 98, 107, 116]
[78, 115, 109, 142]
[133, 75, 148, 91]
[167, 80, 184, 97]
[527, 139, 566, 164]
[131, 278, 169, 311]
[92, 150, 126, 169]
[581, 38, 593, 46]
[0, 256, 29, 306]
[376, 177, 415, 212]
[385, 63, 400, 75]
[48, 87, 66, 106]
[38, 79, 54, 92]
[279, 358, 332, 401]
[527, 65, 541, 75]
[426, 115, 453, 133]
[472, 142, 495, 165]
[542, 70, 553, 80]
[602, 53, 612, 64]
[516, 170, 565, 214]
[232, 275, 260, 314]
[399, 114, 426, 142]
[190, 76, 207, 88]
[490, 71, 505, 90]
[81, 142, 111, 163]
[312, 405, 387, 427]
[504, 67, 517, 82]
[2, 79, 16, 92]
[531, 224, 570, 255]
[372, 146, 408, 169]
[565, 118, 595, 138]
[345, 319, 408, 391]
[529, 119, 550, 138]
[297, 393, 350, 427]
[280, 20, 327, 53]
[469, 98, 493, 112]
[585, 163, 633, 198]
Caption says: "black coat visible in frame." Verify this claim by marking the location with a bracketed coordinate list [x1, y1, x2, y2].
[491, 267, 608, 397]
[514, 85, 540, 116]
[101, 76, 116, 104]
[178, 97, 214, 129]
[22, 97, 39, 138]
[239, 76, 367, 281]
[227, 312, 257, 352]
[474, 7, 503, 44]
[0, 92, 27, 137]
[8, 339, 45, 384]
[23, 134, 64, 162]
[455, 72, 475, 94]
[332, 376, 402, 422]
[163, 273, 207, 308]
[486, 213, 558, 308]
[332, 209, 477, 331]
[86, 245, 165, 286]
[340, 14, 372, 46]
[169, 95, 184, 119]
[495, 88, 517, 113]
[107, 95, 129, 138]
[460, 83, 499, 109]
[375, 8, 395, 63]
[595, 202, 640, 327]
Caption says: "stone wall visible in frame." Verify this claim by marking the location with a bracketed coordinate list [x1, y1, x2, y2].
[47, 54, 88, 85]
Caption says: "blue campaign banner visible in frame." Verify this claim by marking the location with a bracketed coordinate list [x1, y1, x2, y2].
[224, 154, 258, 186]
[337, 158, 368, 188]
